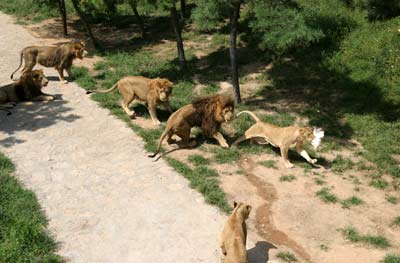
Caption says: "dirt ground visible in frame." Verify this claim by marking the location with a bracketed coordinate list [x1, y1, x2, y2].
[2, 14, 400, 263]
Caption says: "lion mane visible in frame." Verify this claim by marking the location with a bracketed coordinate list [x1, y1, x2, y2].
[192, 93, 235, 137]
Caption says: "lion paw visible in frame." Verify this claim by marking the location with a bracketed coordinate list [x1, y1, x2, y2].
[60, 80, 68, 84]
[285, 162, 294, 169]
[310, 159, 318, 164]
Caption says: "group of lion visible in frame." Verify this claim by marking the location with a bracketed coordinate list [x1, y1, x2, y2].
[1, 40, 325, 262]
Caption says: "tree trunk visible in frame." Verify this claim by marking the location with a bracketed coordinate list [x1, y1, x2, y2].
[130, 2, 146, 38]
[71, 0, 99, 48]
[180, 0, 186, 20]
[229, 0, 242, 103]
[103, 0, 116, 13]
[170, 5, 187, 71]
[58, 0, 68, 36]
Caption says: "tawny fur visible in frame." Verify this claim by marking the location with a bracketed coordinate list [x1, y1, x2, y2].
[0, 69, 54, 114]
[233, 110, 319, 168]
[148, 93, 235, 158]
[86, 76, 174, 125]
[10, 41, 88, 83]
[219, 202, 252, 263]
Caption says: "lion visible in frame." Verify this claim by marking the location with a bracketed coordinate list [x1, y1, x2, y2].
[148, 93, 235, 158]
[0, 69, 54, 114]
[219, 201, 252, 263]
[86, 76, 174, 125]
[10, 40, 88, 84]
[233, 111, 325, 168]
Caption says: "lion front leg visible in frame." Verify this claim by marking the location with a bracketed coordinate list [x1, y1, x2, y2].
[296, 142, 317, 164]
[148, 102, 161, 126]
[66, 66, 74, 80]
[31, 95, 55, 101]
[213, 132, 229, 148]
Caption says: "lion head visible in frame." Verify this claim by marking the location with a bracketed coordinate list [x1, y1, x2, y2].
[192, 93, 235, 136]
[70, 41, 88, 59]
[149, 78, 174, 102]
[299, 127, 324, 149]
[21, 69, 48, 89]
[233, 201, 252, 219]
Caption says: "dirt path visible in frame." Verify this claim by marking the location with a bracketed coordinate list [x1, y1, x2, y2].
[0, 12, 267, 263]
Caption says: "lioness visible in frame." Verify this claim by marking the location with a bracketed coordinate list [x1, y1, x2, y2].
[86, 76, 174, 125]
[149, 93, 235, 159]
[10, 41, 88, 84]
[219, 202, 252, 263]
[1, 69, 54, 114]
[233, 111, 324, 168]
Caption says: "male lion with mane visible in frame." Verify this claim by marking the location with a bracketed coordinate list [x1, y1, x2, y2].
[10, 40, 88, 83]
[1, 69, 54, 114]
[86, 76, 174, 125]
[149, 93, 235, 159]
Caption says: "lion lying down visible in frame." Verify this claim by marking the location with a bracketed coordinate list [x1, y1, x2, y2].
[149, 93, 235, 158]
[234, 111, 324, 168]
[87, 76, 174, 125]
[0, 69, 55, 114]
[10, 40, 88, 84]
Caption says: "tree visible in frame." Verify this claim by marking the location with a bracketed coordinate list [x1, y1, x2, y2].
[128, 0, 146, 38]
[71, 0, 99, 47]
[58, 0, 68, 36]
[192, 0, 322, 103]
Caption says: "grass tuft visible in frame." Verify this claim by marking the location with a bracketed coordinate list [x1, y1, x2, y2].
[188, 154, 210, 166]
[341, 196, 364, 209]
[381, 254, 400, 263]
[316, 188, 338, 203]
[212, 147, 241, 164]
[391, 217, 400, 227]
[258, 160, 277, 168]
[339, 226, 391, 249]
[279, 175, 296, 182]
[276, 251, 297, 262]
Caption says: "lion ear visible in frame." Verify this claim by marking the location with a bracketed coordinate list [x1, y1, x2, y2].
[233, 201, 238, 208]
[246, 205, 252, 214]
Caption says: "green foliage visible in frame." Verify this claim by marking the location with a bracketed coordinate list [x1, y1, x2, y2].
[339, 226, 391, 249]
[166, 158, 231, 212]
[279, 175, 296, 182]
[258, 160, 276, 169]
[381, 254, 400, 263]
[276, 251, 297, 262]
[392, 217, 400, 227]
[188, 154, 210, 166]
[0, 0, 60, 21]
[191, 0, 225, 31]
[386, 196, 398, 204]
[331, 155, 354, 173]
[212, 148, 241, 164]
[249, 0, 323, 55]
[316, 188, 338, 203]
[341, 196, 364, 208]
[0, 153, 63, 262]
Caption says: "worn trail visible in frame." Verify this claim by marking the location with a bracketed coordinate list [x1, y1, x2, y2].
[0, 12, 225, 263]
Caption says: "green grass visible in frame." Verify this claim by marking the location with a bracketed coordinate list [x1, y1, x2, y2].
[341, 196, 364, 209]
[166, 158, 230, 213]
[386, 196, 398, 204]
[391, 217, 400, 227]
[316, 188, 338, 203]
[319, 244, 329, 251]
[212, 147, 241, 164]
[276, 251, 297, 262]
[381, 254, 400, 263]
[314, 177, 326, 185]
[188, 154, 210, 166]
[369, 178, 389, 190]
[0, 0, 65, 22]
[0, 153, 63, 262]
[258, 160, 277, 168]
[331, 155, 354, 173]
[339, 226, 391, 249]
[279, 175, 296, 182]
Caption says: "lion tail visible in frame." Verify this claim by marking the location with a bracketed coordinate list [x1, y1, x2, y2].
[86, 82, 118, 95]
[148, 128, 170, 159]
[236, 110, 261, 122]
[10, 50, 24, 80]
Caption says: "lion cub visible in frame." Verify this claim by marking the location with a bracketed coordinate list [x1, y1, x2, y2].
[87, 76, 173, 125]
[234, 111, 324, 168]
[220, 202, 252, 263]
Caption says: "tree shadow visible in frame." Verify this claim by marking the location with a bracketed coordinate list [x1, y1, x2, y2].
[0, 99, 80, 148]
[248, 241, 277, 263]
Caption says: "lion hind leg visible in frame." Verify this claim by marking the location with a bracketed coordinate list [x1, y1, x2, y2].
[280, 146, 294, 168]
[121, 96, 135, 118]
[176, 125, 196, 148]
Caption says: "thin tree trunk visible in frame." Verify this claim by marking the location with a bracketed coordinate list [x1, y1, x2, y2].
[229, 0, 242, 103]
[71, 0, 99, 48]
[180, 0, 186, 20]
[130, 2, 145, 38]
[170, 5, 187, 71]
[58, 0, 68, 36]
